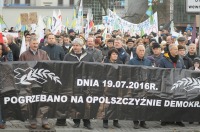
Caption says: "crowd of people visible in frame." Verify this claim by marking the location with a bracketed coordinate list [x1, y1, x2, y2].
[0, 26, 199, 130]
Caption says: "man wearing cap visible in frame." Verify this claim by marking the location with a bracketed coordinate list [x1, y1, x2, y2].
[102, 39, 114, 58]
[149, 42, 163, 67]
[63, 38, 94, 129]
[177, 36, 188, 54]
[126, 39, 136, 58]
[68, 29, 76, 41]
[178, 45, 193, 69]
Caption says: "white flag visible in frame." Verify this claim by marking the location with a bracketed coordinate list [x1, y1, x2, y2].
[77, 0, 83, 32]
[19, 36, 26, 56]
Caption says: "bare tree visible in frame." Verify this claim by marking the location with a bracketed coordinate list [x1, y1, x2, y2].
[122, 0, 148, 23]
[98, 0, 108, 15]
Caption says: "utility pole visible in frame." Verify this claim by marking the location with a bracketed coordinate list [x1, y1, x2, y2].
[170, 0, 174, 21]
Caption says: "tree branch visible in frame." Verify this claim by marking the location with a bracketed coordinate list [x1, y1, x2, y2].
[98, 0, 107, 15]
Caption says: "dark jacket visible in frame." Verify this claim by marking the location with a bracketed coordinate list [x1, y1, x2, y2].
[128, 55, 152, 66]
[101, 46, 114, 58]
[126, 47, 137, 58]
[117, 48, 130, 64]
[150, 53, 163, 67]
[63, 50, 94, 62]
[42, 44, 65, 60]
[187, 53, 198, 62]
[85, 47, 103, 62]
[0, 56, 6, 62]
[62, 44, 72, 55]
[9, 43, 20, 61]
[103, 57, 123, 64]
[182, 55, 193, 69]
[158, 53, 184, 68]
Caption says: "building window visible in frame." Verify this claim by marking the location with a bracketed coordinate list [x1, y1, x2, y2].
[25, 0, 30, 5]
[70, 0, 74, 6]
[58, 0, 63, 6]
[14, 0, 20, 4]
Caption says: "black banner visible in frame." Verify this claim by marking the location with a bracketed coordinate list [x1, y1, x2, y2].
[1, 61, 200, 122]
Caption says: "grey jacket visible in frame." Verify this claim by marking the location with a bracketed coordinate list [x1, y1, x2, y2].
[63, 50, 94, 62]
[85, 47, 103, 62]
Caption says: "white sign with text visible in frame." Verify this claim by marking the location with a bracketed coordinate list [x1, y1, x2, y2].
[186, 0, 200, 12]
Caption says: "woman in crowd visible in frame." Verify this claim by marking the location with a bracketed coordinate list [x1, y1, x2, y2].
[102, 48, 122, 128]
[189, 57, 200, 71]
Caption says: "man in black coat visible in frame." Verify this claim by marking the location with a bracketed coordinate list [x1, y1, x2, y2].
[6, 34, 20, 61]
[61, 38, 94, 130]
[42, 34, 65, 61]
[187, 43, 198, 62]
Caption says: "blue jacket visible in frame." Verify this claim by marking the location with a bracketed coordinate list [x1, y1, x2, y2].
[158, 53, 184, 69]
[128, 56, 152, 66]
[42, 44, 65, 61]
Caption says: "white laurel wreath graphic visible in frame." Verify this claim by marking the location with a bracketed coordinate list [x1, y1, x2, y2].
[171, 77, 200, 91]
[16, 68, 62, 85]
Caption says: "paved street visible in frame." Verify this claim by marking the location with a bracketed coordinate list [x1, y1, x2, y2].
[2, 119, 200, 132]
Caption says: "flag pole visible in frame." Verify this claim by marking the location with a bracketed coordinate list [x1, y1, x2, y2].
[139, 13, 146, 23]
[199, 13, 200, 56]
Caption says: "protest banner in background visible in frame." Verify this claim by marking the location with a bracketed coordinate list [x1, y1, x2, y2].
[29, 12, 38, 24]
[20, 13, 29, 25]
[1, 62, 200, 122]
[105, 9, 158, 36]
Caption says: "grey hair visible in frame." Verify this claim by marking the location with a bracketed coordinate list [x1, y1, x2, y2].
[188, 43, 196, 48]
[136, 44, 145, 51]
[6, 34, 14, 41]
[29, 36, 39, 43]
[168, 44, 177, 51]
[72, 38, 84, 46]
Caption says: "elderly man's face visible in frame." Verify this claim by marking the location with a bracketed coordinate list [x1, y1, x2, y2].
[170, 45, 178, 57]
[114, 40, 122, 49]
[29, 40, 39, 51]
[189, 45, 196, 54]
[136, 46, 145, 59]
[73, 43, 82, 53]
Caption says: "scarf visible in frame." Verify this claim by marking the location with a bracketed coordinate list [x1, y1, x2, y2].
[169, 52, 179, 63]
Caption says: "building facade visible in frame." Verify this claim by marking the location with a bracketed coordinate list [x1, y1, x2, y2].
[4, 0, 78, 7]
[0, 0, 197, 31]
